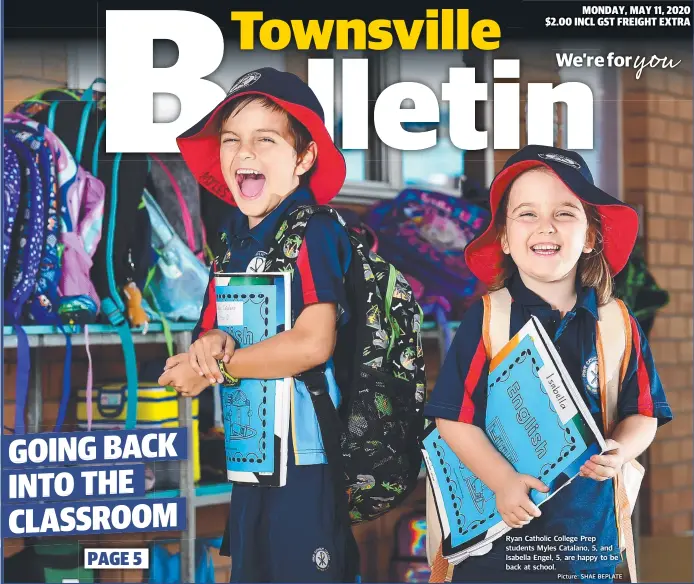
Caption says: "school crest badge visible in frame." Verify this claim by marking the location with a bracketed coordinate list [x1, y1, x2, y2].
[538, 152, 581, 170]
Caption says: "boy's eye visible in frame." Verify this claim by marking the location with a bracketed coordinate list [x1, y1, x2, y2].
[222, 137, 238, 144]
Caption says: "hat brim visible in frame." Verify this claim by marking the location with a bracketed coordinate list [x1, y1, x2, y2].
[176, 91, 346, 205]
[464, 160, 639, 287]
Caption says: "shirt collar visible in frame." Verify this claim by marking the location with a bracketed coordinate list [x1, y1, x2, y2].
[228, 187, 315, 243]
[505, 268, 599, 320]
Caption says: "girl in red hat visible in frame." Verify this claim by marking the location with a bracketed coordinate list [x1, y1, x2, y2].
[425, 145, 672, 583]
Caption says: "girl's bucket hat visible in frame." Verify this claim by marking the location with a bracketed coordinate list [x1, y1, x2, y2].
[465, 145, 639, 286]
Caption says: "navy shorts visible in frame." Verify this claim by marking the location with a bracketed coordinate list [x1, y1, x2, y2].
[227, 454, 352, 583]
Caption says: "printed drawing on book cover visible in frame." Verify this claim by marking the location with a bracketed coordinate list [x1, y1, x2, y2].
[226, 390, 257, 440]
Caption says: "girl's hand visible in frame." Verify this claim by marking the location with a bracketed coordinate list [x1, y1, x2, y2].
[494, 473, 549, 529]
[580, 439, 624, 481]
[189, 329, 236, 384]
[159, 354, 211, 397]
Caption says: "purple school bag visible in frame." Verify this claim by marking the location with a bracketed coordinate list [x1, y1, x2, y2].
[365, 188, 490, 320]
[3, 138, 22, 272]
[5, 112, 105, 324]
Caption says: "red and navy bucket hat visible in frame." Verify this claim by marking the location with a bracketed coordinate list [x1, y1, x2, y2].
[465, 145, 639, 287]
[177, 67, 346, 205]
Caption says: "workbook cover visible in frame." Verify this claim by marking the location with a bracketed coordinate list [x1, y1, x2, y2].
[214, 273, 292, 487]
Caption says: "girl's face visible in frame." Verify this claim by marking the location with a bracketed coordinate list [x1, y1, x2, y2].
[501, 169, 594, 287]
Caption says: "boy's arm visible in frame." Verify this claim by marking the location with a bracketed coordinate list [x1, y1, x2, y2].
[191, 264, 218, 343]
[223, 302, 337, 379]
[221, 214, 349, 379]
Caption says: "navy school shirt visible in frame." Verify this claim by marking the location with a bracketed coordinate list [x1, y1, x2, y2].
[424, 269, 673, 572]
[192, 187, 353, 465]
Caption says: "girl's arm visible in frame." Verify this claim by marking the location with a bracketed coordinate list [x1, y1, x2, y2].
[581, 415, 657, 481]
[611, 414, 658, 462]
[437, 418, 549, 528]
[437, 419, 517, 493]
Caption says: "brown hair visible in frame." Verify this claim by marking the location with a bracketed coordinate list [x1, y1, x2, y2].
[217, 95, 315, 183]
[488, 169, 614, 305]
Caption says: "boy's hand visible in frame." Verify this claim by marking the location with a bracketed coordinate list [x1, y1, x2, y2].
[189, 330, 236, 384]
[580, 439, 624, 481]
[159, 353, 211, 397]
[494, 473, 549, 529]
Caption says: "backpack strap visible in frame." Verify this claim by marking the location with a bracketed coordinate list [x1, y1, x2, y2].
[596, 299, 627, 434]
[264, 204, 362, 582]
[482, 288, 513, 359]
[596, 298, 640, 583]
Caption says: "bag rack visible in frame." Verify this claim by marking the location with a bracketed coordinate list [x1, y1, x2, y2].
[3, 318, 458, 581]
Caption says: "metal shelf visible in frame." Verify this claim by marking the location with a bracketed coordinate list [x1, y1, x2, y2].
[2, 322, 197, 348]
[147, 482, 233, 508]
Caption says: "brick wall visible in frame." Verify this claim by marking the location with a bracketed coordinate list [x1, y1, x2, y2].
[621, 51, 694, 537]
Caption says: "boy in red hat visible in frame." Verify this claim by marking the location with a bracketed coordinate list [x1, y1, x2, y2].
[425, 145, 672, 582]
[159, 68, 358, 583]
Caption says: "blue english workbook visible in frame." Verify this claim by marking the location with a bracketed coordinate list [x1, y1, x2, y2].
[422, 316, 607, 563]
[214, 272, 292, 487]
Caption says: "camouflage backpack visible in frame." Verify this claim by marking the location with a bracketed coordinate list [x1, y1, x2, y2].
[261, 205, 427, 524]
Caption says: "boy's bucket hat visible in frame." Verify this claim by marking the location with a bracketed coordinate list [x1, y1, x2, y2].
[177, 67, 346, 205]
[465, 145, 639, 286]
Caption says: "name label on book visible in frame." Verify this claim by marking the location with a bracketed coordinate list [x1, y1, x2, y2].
[540, 368, 577, 424]
[218, 302, 244, 326]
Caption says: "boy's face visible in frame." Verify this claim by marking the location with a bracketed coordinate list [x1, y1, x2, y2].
[501, 169, 593, 287]
[219, 101, 315, 227]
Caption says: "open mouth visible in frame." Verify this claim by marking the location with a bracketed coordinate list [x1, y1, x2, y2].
[531, 244, 561, 256]
[236, 169, 266, 200]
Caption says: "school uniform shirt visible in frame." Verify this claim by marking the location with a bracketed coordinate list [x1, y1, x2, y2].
[192, 187, 352, 466]
[424, 269, 673, 572]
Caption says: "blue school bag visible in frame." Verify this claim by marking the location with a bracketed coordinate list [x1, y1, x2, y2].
[149, 537, 223, 584]
[142, 189, 208, 323]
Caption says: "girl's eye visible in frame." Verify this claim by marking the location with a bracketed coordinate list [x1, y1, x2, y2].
[557, 211, 576, 218]
[259, 137, 275, 143]
[519, 212, 536, 218]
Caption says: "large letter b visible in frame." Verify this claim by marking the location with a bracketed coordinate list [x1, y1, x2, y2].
[106, 10, 226, 152]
